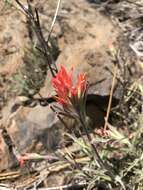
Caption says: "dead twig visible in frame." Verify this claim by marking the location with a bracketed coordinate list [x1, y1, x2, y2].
[47, 0, 62, 43]
[0, 184, 11, 190]
[126, 0, 143, 7]
[104, 65, 117, 131]
[15, 157, 90, 189]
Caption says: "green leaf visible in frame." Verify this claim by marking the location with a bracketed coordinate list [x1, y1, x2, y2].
[108, 125, 131, 147]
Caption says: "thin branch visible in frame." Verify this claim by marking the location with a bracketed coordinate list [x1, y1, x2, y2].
[47, 0, 62, 43]
[104, 65, 117, 131]
[15, 0, 58, 77]
[15, 0, 32, 16]
[126, 0, 143, 7]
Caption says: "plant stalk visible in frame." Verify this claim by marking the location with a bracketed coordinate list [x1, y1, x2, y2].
[79, 113, 116, 181]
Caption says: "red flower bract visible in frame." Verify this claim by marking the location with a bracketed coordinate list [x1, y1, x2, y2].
[52, 66, 87, 106]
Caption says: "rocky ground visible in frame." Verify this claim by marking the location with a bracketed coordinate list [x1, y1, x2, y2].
[0, 0, 142, 189]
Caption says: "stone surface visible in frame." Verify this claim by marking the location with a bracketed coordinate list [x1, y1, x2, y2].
[0, 129, 15, 172]
[4, 104, 61, 153]
[0, 4, 29, 75]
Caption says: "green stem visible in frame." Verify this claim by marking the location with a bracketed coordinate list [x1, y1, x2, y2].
[79, 112, 115, 181]
[79, 115, 105, 168]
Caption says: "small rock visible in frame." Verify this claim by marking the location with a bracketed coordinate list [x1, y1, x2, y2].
[7, 105, 62, 153]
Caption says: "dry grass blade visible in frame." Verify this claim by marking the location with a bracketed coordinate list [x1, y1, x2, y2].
[47, 0, 62, 42]
[104, 64, 117, 131]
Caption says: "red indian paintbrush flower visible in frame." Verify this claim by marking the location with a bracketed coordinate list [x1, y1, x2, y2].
[52, 66, 87, 106]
